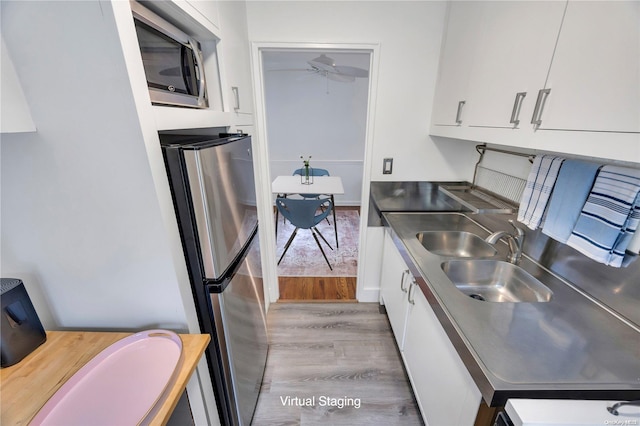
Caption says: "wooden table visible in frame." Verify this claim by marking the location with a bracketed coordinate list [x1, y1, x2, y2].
[272, 176, 345, 247]
[0, 330, 210, 426]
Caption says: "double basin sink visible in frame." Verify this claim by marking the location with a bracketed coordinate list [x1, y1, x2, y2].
[416, 229, 553, 303]
[385, 211, 640, 398]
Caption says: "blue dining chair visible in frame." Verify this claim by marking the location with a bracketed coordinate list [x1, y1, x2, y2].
[292, 167, 331, 225]
[275, 197, 334, 270]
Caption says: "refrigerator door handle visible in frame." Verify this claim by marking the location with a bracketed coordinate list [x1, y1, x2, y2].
[184, 151, 219, 278]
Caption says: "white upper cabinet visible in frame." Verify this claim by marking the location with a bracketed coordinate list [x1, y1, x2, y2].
[464, 1, 565, 129]
[537, 1, 640, 134]
[431, 1, 484, 127]
[430, 0, 640, 161]
[185, 0, 220, 31]
[217, 0, 254, 125]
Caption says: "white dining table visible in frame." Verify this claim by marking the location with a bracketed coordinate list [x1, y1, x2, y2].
[271, 176, 344, 248]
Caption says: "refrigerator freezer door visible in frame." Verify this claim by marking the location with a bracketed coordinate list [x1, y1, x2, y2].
[183, 137, 258, 280]
[211, 233, 268, 426]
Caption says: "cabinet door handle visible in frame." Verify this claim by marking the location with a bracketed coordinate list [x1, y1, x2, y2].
[400, 269, 409, 293]
[455, 100, 466, 125]
[509, 92, 527, 126]
[408, 279, 417, 305]
[231, 86, 240, 111]
[531, 88, 551, 126]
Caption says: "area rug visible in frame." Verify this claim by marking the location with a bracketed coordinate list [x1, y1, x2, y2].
[276, 210, 359, 277]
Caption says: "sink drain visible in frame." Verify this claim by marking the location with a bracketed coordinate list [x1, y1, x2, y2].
[469, 294, 486, 301]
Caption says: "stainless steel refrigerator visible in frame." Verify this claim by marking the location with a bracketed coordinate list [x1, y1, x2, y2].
[161, 133, 268, 426]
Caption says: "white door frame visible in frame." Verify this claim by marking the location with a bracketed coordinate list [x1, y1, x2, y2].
[250, 42, 380, 305]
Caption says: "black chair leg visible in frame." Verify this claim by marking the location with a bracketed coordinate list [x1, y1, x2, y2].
[313, 227, 333, 250]
[331, 195, 338, 248]
[318, 203, 331, 226]
[278, 228, 299, 265]
[311, 229, 333, 271]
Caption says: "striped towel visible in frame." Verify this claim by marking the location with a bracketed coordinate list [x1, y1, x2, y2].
[518, 155, 564, 230]
[566, 165, 640, 267]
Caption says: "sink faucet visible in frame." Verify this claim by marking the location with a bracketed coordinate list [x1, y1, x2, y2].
[485, 220, 525, 264]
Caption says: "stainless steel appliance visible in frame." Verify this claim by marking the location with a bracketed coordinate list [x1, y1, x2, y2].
[161, 134, 268, 426]
[131, 1, 208, 109]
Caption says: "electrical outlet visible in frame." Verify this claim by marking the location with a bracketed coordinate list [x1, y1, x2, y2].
[383, 158, 393, 174]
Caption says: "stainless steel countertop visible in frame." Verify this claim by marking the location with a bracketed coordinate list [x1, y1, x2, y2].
[368, 181, 468, 227]
[370, 181, 468, 213]
[383, 212, 640, 406]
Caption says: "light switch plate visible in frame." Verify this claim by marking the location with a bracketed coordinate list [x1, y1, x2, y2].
[383, 158, 393, 174]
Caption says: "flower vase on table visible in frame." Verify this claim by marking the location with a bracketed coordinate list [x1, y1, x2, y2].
[300, 156, 313, 185]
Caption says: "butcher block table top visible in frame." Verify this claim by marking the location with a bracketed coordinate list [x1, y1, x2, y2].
[0, 330, 210, 426]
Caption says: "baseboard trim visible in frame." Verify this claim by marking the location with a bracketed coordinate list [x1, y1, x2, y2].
[357, 287, 380, 303]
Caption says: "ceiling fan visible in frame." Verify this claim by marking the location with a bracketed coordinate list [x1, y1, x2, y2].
[269, 53, 369, 83]
[306, 54, 369, 82]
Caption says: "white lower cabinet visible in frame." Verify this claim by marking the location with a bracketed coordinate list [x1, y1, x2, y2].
[381, 231, 482, 426]
[403, 281, 481, 426]
[380, 231, 412, 349]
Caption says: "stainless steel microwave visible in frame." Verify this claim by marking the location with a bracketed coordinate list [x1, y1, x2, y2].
[131, 1, 208, 108]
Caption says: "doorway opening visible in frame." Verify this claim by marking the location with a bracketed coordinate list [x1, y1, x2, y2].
[261, 48, 371, 302]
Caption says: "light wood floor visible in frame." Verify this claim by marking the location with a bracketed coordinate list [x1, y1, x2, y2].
[252, 303, 423, 425]
[278, 276, 357, 302]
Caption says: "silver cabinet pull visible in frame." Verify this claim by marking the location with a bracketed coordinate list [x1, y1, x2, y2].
[531, 88, 551, 125]
[455, 100, 466, 125]
[608, 400, 640, 416]
[231, 86, 240, 111]
[510, 92, 527, 126]
[408, 279, 417, 305]
[400, 269, 409, 293]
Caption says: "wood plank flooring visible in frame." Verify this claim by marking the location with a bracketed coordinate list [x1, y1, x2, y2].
[278, 276, 357, 302]
[277, 206, 360, 302]
[252, 303, 423, 425]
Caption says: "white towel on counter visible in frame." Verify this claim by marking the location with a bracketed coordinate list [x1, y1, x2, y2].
[517, 155, 564, 230]
[566, 165, 640, 267]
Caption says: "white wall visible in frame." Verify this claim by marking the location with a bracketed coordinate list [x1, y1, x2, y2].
[246, 1, 479, 302]
[246, 1, 479, 184]
[263, 51, 369, 204]
[1, 36, 36, 133]
[0, 1, 189, 331]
